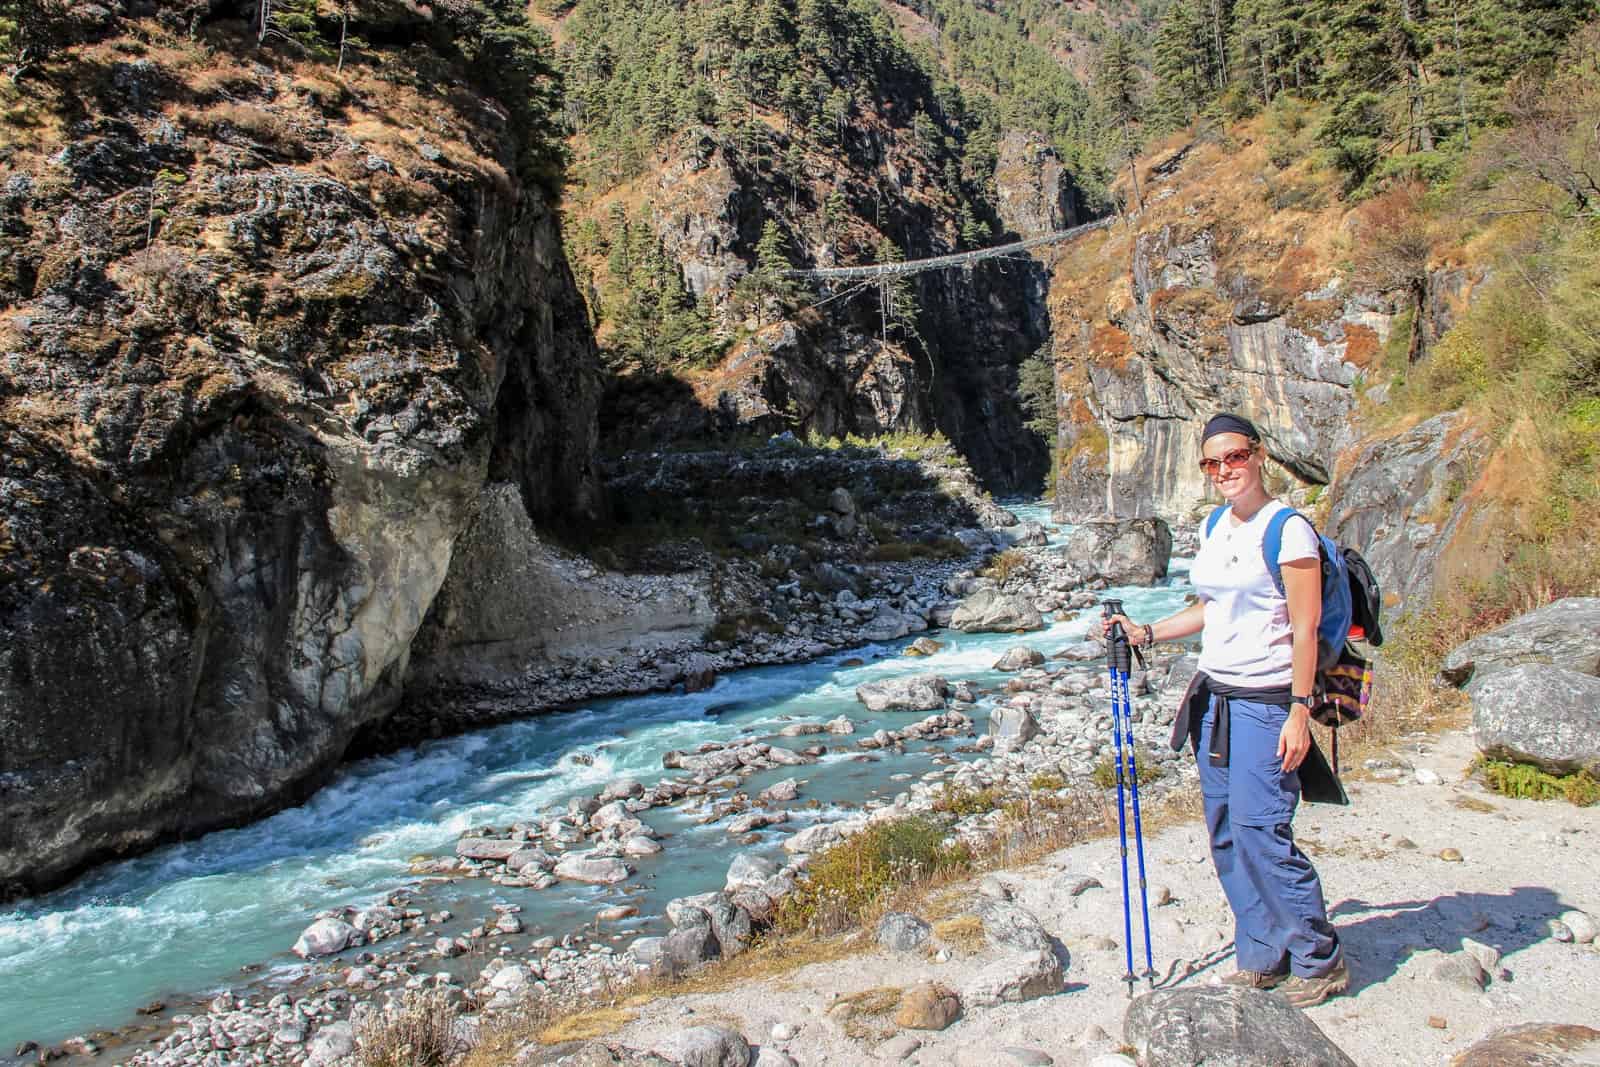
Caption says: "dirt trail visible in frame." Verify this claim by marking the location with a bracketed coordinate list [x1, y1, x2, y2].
[605, 727, 1600, 1066]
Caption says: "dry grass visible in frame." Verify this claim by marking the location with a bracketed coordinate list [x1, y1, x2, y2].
[534, 1004, 642, 1044]
[930, 915, 985, 954]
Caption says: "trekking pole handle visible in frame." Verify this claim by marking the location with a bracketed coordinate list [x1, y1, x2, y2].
[1102, 600, 1133, 674]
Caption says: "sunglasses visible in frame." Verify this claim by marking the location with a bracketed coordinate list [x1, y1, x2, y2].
[1198, 446, 1256, 476]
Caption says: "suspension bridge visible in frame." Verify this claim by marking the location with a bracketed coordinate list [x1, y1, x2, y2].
[781, 216, 1115, 281]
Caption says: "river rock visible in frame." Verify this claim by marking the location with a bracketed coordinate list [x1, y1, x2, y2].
[1006, 522, 1050, 547]
[861, 606, 925, 643]
[305, 1021, 355, 1067]
[554, 852, 633, 884]
[292, 918, 359, 959]
[1441, 598, 1600, 688]
[668, 892, 752, 957]
[877, 912, 932, 952]
[962, 948, 1065, 1006]
[1124, 986, 1357, 1067]
[1470, 665, 1600, 775]
[508, 846, 557, 873]
[651, 1026, 751, 1067]
[951, 589, 1046, 633]
[759, 778, 800, 803]
[660, 925, 720, 974]
[725, 853, 780, 893]
[994, 647, 1046, 671]
[1449, 1022, 1600, 1066]
[602, 778, 647, 802]
[455, 837, 523, 861]
[1062, 518, 1172, 586]
[623, 835, 663, 856]
[856, 675, 949, 712]
[895, 982, 962, 1030]
[989, 706, 1041, 754]
[826, 716, 855, 734]
[905, 637, 946, 657]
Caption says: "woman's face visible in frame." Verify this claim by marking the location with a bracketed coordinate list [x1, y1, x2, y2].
[1200, 431, 1264, 502]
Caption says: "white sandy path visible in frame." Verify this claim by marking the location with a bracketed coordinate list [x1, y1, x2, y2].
[607, 727, 1600, 1066]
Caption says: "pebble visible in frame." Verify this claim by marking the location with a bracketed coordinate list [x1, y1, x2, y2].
[1415, 768, 1442, 785]
[1550, 919, 1575, 943]
[770, 1022, 798, 1041]
[1067, 877, 1103, 896]
[1438, 847, 1464, 862]
[1559, 910, 1598, 944]
[1428, 1016, 1448, 1029]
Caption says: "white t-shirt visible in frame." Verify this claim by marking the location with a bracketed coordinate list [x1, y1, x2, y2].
[1190, 500, 1320, 688]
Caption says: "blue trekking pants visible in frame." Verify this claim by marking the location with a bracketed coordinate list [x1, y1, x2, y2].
[1198, 696, 1342, 978]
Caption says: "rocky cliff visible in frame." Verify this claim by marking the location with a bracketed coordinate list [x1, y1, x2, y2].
[1046, 130, 1494, 537]
[549, 0, 1087, 494]
[0, 7, 600, 898]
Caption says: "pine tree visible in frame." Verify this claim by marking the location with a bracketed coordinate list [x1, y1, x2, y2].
[1096, 31, 1144, 212]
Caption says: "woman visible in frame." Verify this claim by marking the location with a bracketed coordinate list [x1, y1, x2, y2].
[1105, 412, 1347, 1007]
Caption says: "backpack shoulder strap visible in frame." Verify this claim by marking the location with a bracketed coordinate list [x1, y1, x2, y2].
[1204, 504, 1229, 539]
[1260, 506, 1315, 596]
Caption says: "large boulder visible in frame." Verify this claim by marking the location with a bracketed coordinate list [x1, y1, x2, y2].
[856, 675, 949, 712]
[951, 589, 1046, 634]
[1450, 1022, 1600, 1067]
[1062, 518, 1173, 586]
[1124, 987, 1357, 1067]
[1471, 665, 1600, 776]
[1441, 598, 1600, 689]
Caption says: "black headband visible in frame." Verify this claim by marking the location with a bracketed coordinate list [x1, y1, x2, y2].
[1201, 413, 1260, 444]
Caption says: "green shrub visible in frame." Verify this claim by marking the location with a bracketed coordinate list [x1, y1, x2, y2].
[1091, 753, 1162, 790]
[1028, 772, 1065, 792]
[931, 784, 1003, 816]
[774, 816, 971, 934]
[1480, 760, 1600, 807]
[981, 548, 1029, 584]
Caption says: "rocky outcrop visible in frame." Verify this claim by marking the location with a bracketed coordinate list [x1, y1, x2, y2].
[1077, 219, 1388, 519]
[994, 132, 1083, 239]
[1323, 412, 1491, 611]
[0, 19, 599, 899]
[405, 483, 715, 691]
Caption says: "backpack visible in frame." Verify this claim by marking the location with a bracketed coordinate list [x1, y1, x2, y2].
[1205, 504, 1384, 766]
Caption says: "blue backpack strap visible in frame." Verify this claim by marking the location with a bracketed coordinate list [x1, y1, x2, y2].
[1260, 507, 1304, 596]
[1204, 504, 1229, 540]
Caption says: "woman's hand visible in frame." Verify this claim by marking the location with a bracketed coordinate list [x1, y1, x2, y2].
[1100, 614, 1148, 645]
[1278, 705, 1312, 772]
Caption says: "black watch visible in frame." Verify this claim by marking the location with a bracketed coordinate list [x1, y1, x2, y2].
[1292, 693, 1314, 706]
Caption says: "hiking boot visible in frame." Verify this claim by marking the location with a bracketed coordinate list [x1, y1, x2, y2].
[1280, 960, 1350, 1007]
[1221, 968, 1287, 990]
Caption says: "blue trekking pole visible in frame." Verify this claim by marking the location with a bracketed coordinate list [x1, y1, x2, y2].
[1104, 600, 1156, 994]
